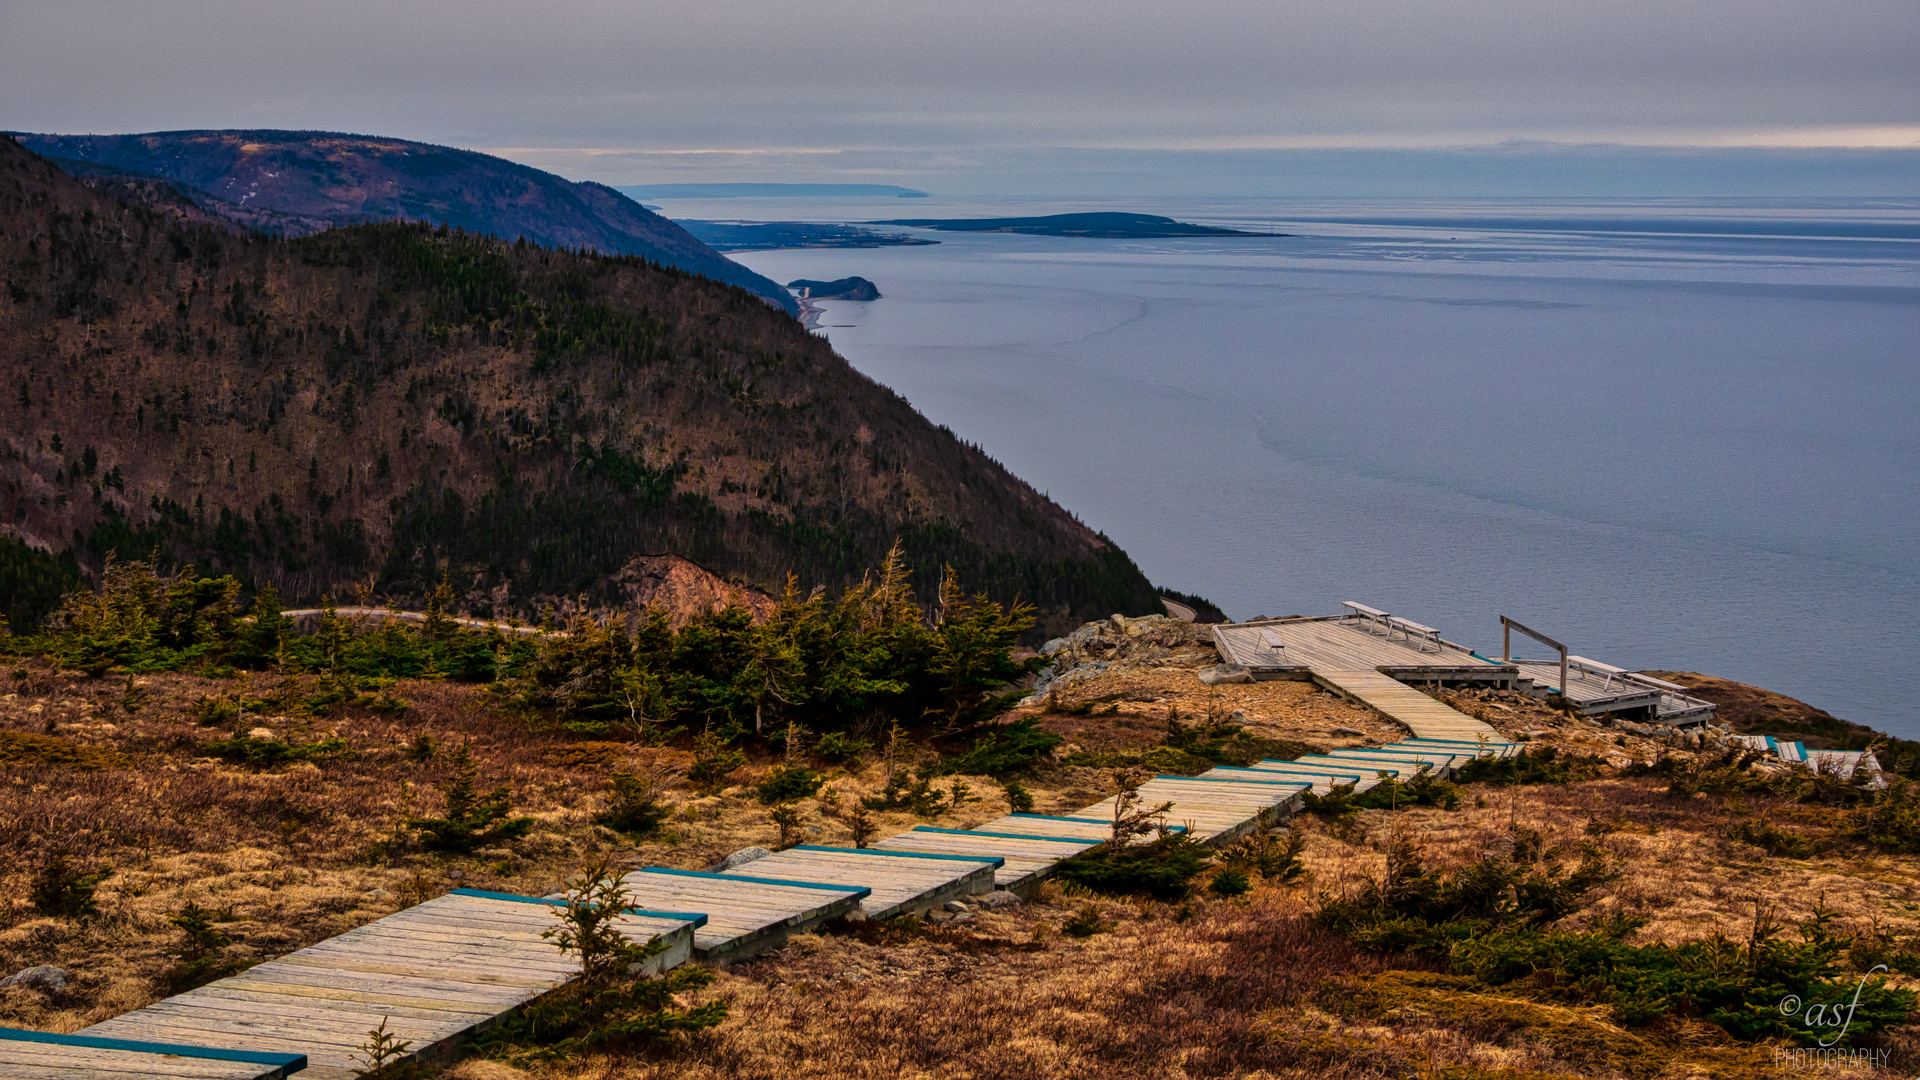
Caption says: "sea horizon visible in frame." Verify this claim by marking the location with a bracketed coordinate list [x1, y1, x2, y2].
[704, 193, 1920, 735]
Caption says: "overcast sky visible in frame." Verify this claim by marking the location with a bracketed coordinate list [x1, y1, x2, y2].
[5, 0, 1916, 194]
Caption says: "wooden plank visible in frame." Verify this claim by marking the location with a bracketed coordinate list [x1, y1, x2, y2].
[0, 1029, 301, 1080]
[0, 1041, 281, 1080]
[264, 952, 555, 989]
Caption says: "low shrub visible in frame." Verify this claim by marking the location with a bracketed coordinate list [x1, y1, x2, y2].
[1218, 831, 1307, 884]
[756, 765, 826, 805]
[477, 857, 726, 1065]
[813, 730, 871, 765]
[30, 848, 113, 918]
[1208, 869, 1251, 898]
[165, 901, 251, 991]
[598, 767, 674, 836]
[1062, 903, 1115, 938]
[1054, 833, 1213, 901]
[1317, 835, 1916, 1047]
[200, 733, 352, 766]
[688, 730, 747, 791]
[935, 716, 1063, 778]
[1001, 779, 1036, 813]
[1456, 745, 1605, 786]
[408, 742, 534, 854]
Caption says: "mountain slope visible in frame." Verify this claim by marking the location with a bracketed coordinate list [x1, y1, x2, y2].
[12, 129, 798, 315]
[0, 136, 1157, 634]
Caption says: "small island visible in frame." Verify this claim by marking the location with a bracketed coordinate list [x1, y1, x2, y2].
[678, 221, 939, 252]
[868, 211, 1280, 238]
[787, 276, 881, 300]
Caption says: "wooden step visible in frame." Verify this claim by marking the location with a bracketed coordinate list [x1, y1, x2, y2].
[618, 869, 865, 964]
[719, 846, 997, 919]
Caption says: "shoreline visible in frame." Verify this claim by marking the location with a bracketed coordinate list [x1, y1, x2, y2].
[797, 295, 825, 331]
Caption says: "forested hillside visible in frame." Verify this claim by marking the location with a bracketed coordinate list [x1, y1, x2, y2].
[13, 129, 798, 314]
[0, 136, 1158, 635]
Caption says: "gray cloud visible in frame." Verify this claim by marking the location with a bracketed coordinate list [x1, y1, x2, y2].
[3, 0, 1914, 192]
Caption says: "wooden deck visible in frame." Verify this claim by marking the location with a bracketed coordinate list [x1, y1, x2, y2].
[1509, 659, 1717, 723]
[1212, 617, 1517, 686]
[720, 846, 998, 919]
[79, 890, 696, 1079]
[618, 868, 865, 964]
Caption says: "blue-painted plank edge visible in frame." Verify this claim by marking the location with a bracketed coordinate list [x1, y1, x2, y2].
[1209, 765, 1362, 782]
[791, 845, 1004, 868]
[447, 887, 709, 928]
[1151, 774, 1309, 788]
[909, 826, 1100, 844]
[1008, 812, 1188, 833]
[1400, 738, 1517, 748]
[636, 867, 871, 900]
[0, 1026, 307, 1071]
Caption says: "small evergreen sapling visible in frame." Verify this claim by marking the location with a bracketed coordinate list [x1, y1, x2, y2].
[408, 742, 534, 854]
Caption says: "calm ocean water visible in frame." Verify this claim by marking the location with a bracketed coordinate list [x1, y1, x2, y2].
[703, 196, 1920, 734]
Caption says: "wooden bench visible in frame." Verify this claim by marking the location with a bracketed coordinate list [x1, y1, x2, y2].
[1341, 601, 1392, 635]
[1258, 629, 1286, 653]
[1387, 616, 1441, 653]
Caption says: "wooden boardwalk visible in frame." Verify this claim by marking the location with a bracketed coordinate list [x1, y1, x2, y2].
[78, 890, 698, 1079]
[1309, 667, 1504, 742]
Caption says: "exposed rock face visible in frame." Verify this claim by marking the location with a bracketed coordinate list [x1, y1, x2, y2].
[614, 554, 778, 628]
[1022, 614, 1220, 704]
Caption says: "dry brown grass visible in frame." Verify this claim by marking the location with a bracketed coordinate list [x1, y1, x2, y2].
[8, 660, 1920, 1078]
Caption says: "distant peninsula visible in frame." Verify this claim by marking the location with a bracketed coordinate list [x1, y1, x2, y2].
[619, 183, 930, 199]
[869, 211, 1276, 238]
[678, 220, 939, 253]
[788, 277, 881, 301]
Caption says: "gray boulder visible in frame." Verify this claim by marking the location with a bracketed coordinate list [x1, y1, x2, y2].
[976, 890, 1022, 909]
[707, 846, 773, 873]
[1197, 663, 1252, 686]
[0, 965, 69, 992]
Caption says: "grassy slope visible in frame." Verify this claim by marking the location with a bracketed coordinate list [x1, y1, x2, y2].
[4, 661, 1916, 1077]
[0, 136, 1158, 635]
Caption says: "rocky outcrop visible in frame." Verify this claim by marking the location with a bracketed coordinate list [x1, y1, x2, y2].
[613, 554, 778, 628]
[1021, 613, 1219, 704]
